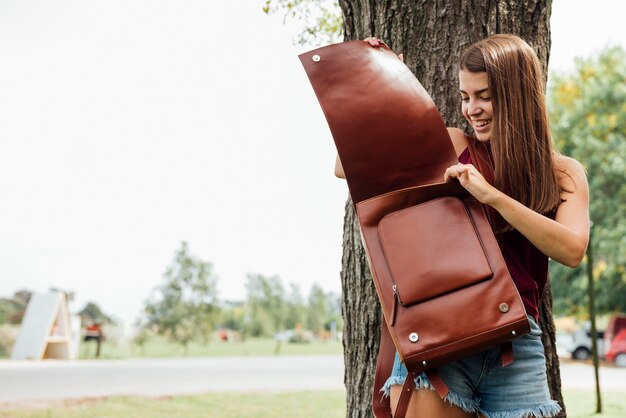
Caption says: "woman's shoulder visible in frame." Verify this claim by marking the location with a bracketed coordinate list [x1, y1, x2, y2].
[553, 153, 584, 171]
[447, 127, 468, 157]
[553, 153, 586, 177]
[553, 153, 587, 190]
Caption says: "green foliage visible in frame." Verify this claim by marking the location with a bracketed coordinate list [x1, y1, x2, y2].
[263, 0, 343, 46]
[307, 283, 329, 333]
[78, 301, 115, 325]
[218, 300, 246, 331]
[0, 289, 31, 325]
[244, 273, 286, 337]
[548, 46, 626, 316]
[0, 325, 19, 358]
[285, 282, 306, 329]
[241, 274, 342, 338]
[0, 391, 347, 418]
[143, 242, 220, 353]
[3, 389, 626, 418]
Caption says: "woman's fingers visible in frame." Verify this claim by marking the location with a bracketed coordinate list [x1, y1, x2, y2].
[363, 38, 403, 60]
[364, 37, 382, 46]
[459, 165, 470, 180]
[444, 165, 460, 182]
[444, 164, 470, 182]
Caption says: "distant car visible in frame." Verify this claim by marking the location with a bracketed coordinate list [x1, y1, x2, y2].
[565, 328, 605, 360]
[604, 315, 626, 358]
[606, 329, 626, 367]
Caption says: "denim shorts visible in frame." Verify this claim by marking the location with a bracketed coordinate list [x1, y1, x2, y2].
[381, 315, 561, 418]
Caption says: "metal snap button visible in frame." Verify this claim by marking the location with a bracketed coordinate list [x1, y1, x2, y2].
[409, 333, 419, 343]
[312, 55, 321, 62]
[499, 303, 510, 313]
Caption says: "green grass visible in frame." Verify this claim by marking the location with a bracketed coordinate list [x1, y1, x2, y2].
[0, 391, 346, 418]
[79, 336, 343, 359]
[1, 390, 625, 417]
[563, 390, 626, 418]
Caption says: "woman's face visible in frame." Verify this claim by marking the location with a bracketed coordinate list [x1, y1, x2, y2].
[459, 70, 493, 142]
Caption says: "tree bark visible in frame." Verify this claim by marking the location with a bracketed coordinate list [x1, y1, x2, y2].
[340, 198, 381, 417]
[336, 1, 563, 417]
[540, 283, 566, 416]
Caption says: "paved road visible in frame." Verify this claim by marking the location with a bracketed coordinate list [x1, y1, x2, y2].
[0, 355, 344, 404]
[559, 360, 626, 391]
[1, 355, 624, 405]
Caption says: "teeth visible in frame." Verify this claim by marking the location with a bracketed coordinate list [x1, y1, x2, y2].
[474, 120, 491, 127]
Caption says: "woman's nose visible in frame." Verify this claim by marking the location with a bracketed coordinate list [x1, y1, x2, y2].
[467, 101, 482, 116]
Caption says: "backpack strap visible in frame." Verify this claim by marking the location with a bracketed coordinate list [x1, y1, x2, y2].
[501, 341, 514, 367]
[424, 369, 450, 398]
[372, 322, 452, 417]
[395, 370, 419, 417]
[372, 322, 395, 417]
[371, 324, 423, 418]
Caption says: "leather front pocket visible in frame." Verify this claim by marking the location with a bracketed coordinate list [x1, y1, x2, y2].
[378, 196, 493, 305]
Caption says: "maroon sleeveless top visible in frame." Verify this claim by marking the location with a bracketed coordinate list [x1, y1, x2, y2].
[459, 147, 550, 320]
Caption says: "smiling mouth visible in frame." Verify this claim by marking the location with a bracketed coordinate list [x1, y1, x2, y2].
[473, 119, 491, 128]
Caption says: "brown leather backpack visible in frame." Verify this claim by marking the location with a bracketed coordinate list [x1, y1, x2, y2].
[299, 41, 529, 418]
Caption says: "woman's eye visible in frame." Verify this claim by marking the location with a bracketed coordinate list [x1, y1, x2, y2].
[461, 97, 469, 102]
[480, 96, 491, 101]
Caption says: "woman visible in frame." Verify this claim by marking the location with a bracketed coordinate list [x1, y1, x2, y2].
[335, 35, 590, 417]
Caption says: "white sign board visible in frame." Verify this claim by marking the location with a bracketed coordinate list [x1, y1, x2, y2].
[11, 292, 75, 360]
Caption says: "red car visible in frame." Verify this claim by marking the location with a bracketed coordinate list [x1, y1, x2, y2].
[604, 315, 626, 367]
[606, 329, 626, 367]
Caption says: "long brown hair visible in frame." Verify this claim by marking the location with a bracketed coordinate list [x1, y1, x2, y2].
[460, 34, 561, 231]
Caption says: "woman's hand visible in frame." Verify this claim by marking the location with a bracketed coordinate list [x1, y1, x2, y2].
[364, 37, 383, 47]
[363, 37, 403, 61]
[444, 163, 500, 205]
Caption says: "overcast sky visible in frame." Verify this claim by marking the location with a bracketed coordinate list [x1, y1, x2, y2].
[1, 0, 625, 330]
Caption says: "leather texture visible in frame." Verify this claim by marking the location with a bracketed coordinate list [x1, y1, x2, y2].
[299, 41, 458, 204]
[299, 41, 530, 418]
[357, 182, 530, 372]
[378, 196, 494, 305]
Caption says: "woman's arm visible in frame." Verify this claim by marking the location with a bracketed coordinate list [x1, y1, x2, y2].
[444, 155, 590, 267]
[447, 127, 468, 157]
[334, 154, 346, 178]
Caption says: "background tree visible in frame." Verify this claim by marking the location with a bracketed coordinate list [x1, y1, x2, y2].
[78, 302, 115, 325]
[285, 282, 307, 330]
[0, 289, 32, 325]
[306, 283, 330, 334]
[12, 290, 32, 306]
[548, 45, 626, 316]
[132, 318, 151, 355]
[244, 273, 286, 337]
[218, 300, 247, 333]
[326, 290, 344, 337]
[263, 0, 342, 45]
[144, 241, 219, 354]
[267, 1, 562, 416]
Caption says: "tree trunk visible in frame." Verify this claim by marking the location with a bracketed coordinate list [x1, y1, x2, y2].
[340, 198, 381, 417]
[336, 1, 563, 417]
[540, 283, 566, 417]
